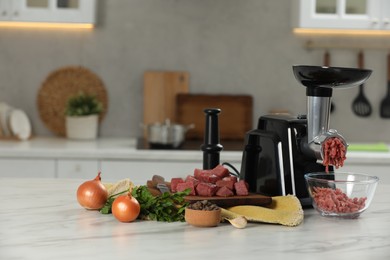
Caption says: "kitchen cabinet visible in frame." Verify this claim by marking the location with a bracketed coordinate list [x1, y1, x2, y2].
[0, 158, 55, 178]
[57, 159, 99, 179]
[0, 137, 387, 185]
[293, 0, 390, 30]
[0, 158, 99, 178]
[0, 0, 96, 24]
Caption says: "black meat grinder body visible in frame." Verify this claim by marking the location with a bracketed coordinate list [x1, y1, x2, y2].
[240, 65, 372, 207]
[240, 114, 332, 206]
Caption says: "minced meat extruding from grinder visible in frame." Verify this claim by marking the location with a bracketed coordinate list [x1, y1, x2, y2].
[322, 137, 346, 173]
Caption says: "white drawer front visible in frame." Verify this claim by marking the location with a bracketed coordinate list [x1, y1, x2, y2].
[0, 158, 55, 178]
[57, 159, 99, 179]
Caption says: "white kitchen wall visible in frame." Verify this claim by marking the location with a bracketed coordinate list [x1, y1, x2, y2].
[0, 0, 390, 142]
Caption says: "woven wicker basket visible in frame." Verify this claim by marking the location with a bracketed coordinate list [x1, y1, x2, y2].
[37, 66, 108, 136]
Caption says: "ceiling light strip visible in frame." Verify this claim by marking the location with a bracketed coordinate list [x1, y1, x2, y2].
[293, 28, 390, 36]
[0, 22, 94, 29]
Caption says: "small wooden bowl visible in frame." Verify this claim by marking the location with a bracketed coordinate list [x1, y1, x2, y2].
[185, 208, 221, 227]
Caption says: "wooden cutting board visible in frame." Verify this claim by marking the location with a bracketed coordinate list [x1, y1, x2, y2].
[176, 94, 253, 140]
[185, 194, 272, 208]
[143, 71, 189, 128]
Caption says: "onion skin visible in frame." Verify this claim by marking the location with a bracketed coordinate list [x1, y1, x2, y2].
[77, 172, 108, 210]
[112, 193, 140, 222]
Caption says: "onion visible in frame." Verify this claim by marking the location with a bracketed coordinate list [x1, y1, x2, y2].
[77, 172, 108, 210]
[112, 193, 140, 222]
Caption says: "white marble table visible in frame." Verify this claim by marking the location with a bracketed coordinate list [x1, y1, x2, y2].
[1, 178, 389, 260]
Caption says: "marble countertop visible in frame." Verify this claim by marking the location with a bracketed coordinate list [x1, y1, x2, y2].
[0, 136, 390, 165]
[1, 178, 389, 259]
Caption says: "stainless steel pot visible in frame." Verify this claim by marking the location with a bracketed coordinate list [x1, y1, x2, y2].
[142, 119, 194, 148]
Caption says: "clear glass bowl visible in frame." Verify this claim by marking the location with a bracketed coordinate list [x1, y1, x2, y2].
[304, 172, 379, 219]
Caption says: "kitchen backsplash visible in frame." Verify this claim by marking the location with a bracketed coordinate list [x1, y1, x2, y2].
[1, 1, 390, 142]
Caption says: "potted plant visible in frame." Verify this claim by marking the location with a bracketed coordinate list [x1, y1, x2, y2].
[65, 92, 103, 140]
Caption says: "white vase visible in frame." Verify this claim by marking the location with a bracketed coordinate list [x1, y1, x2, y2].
[66, 115, 99, 140]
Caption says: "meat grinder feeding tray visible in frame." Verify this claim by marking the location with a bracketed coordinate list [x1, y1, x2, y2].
[292, 65, 372, 89]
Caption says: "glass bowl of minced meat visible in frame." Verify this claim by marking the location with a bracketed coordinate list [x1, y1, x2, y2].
[304, 172, 379, 219]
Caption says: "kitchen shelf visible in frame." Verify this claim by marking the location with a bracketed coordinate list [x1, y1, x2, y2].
[303, 39, 390, 50]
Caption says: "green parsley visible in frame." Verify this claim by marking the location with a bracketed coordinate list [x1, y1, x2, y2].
[132, 185, 190, 222]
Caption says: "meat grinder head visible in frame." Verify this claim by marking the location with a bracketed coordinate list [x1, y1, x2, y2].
[292, 65, 372, 163]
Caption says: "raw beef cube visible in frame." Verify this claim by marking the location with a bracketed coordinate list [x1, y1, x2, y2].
[176, 182, 196, 195]
[234, 180, 249, 196]
[223, 176, 238, 183]
[216, 186, 234, 197]
[196, 182, 218, 197]
[216, 179, 235, 190]
[185, 175, 200, 187]
[170, 178, 184, 193]
[202, 174, 220, 184]
[194, 168, 208, 179]
[211, 164, 230, 179]
[194, 169, 220, 183]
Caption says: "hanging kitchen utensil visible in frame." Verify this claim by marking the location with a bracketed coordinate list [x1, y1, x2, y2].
[352, 51, 372, 117]
[380, 54, 390, 118]
[323, 50, 335, 113]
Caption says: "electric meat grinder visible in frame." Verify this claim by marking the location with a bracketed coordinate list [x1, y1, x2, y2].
[240, 65, 372, 206]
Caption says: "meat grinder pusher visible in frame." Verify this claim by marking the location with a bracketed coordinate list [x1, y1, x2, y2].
[240, 65, 372, 206]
